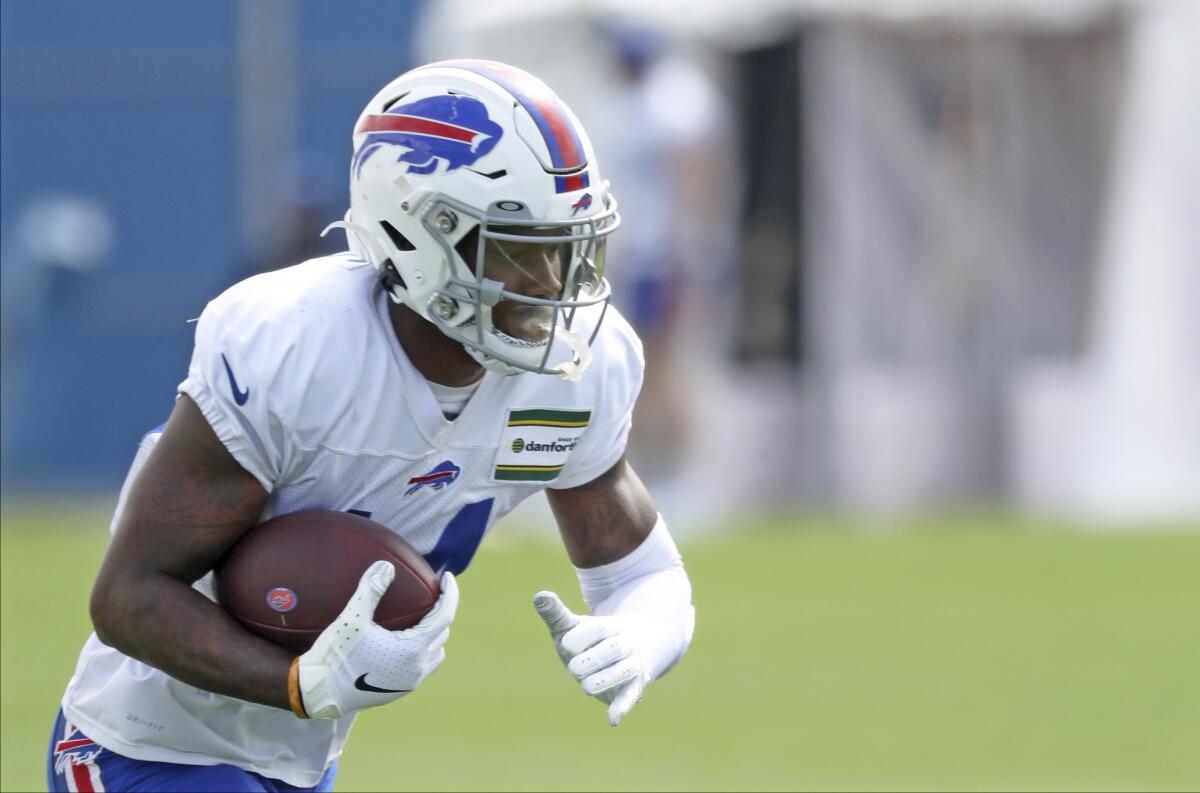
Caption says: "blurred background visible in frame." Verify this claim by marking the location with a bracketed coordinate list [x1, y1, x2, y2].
[2, 1, 1198, 791]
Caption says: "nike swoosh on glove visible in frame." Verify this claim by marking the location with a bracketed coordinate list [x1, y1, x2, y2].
[296, 560, 458, 719]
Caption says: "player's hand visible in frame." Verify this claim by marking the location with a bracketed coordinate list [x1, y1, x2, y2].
[532, 591, 652, 726]
[295, 561, 458, 719]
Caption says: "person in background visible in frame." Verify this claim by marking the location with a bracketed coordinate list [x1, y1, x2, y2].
[596, 19, 736, 497]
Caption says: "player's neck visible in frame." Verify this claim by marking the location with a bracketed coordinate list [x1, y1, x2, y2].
[387, 301, 486, 387]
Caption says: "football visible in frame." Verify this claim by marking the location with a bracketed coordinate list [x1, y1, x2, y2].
[214, 509, 439, 654]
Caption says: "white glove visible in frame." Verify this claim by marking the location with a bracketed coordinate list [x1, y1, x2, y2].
[533, 591, 652, 726]
[295, 560, 458, 720]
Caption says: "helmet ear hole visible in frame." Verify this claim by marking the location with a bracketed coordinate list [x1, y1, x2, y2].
[380, 221, 415, 251]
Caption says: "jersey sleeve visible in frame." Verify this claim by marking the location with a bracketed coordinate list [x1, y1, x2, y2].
[177, 300, 298, 493]
[550, 312, 645, 490]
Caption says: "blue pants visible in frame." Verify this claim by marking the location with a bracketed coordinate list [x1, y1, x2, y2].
[47, 709, 337, 792]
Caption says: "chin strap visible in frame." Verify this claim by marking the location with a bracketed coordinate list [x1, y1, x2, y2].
[553, 327, 592, 381]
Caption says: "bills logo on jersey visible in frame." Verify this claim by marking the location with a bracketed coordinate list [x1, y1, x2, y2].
[265, 587, 298, 613]
[570, 193, 593, 216]
[406, 460, 461, 496]
[353, 95, 503, 178]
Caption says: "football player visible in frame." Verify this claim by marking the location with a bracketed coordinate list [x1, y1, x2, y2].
[49, 60, 695, 792]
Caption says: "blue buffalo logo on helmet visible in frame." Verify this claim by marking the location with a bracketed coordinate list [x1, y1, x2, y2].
[265, 587, 298, 613]
[405, 459, 462, 496]
[353, 95, 503, 178]
[570, 193, 593, 216]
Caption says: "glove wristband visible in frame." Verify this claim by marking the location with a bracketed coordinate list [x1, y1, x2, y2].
[288, 657, 310, 719]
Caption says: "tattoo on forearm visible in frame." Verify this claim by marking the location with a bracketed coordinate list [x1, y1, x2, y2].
[547, 459, 657, 568]
[92, 395, 289, 711]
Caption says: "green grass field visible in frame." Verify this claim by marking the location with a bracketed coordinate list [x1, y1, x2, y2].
[2, 503, 1198, 791]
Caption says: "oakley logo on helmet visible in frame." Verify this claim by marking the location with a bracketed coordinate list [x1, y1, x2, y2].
[353, 95, 503, 178]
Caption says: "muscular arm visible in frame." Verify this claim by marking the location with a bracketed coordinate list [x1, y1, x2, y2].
[89, 395, 294, 711]
[545, 456, 658, 568]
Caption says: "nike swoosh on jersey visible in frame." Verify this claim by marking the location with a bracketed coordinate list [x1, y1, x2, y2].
[220, 353, 250, 406]
[353, 673, 411, 694]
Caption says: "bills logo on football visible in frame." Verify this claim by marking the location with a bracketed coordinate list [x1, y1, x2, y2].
[265, 587, 298, 613]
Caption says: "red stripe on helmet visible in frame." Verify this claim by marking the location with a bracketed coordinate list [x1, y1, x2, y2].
[521, 92, 584, 170]
[426, 60, 586, 170]
[358, 114, 479, 143]
[563, 172, 585, 192]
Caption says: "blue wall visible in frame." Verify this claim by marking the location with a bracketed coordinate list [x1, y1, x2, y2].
[1, 1, 426, 488]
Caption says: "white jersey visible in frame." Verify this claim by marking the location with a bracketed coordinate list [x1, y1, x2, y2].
[62, 254, 644, 787]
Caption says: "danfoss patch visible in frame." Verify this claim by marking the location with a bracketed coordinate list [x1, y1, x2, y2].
[493, 408, 591, 482]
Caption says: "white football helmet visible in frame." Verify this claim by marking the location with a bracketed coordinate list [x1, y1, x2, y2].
[329, 59, 619, 378]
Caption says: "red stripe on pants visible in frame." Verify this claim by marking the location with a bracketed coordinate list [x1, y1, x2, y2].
[71, 761, 95, 792]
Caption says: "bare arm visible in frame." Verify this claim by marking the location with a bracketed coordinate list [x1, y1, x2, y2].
[89, 395, 294, 710]
[545, 456, 658, 568]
